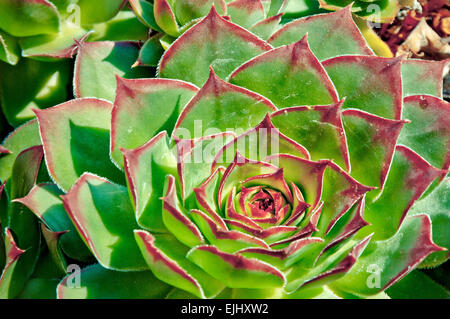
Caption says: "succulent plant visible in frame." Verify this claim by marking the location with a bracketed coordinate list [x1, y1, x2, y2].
[0, 5, 449, 299]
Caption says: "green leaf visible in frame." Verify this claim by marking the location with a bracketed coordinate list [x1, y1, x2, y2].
[227, 0, 265, 29]
[174, 0, 226, 26]
[190, 209, 270, 253]
[271, 101, 349, 170]
[323, 56, 402, 119]
[398, 95, 450, 170]
[2, 146, 44, 298]
[0, 58, 71, 127]
[179, 132, 234, 202]
[18, 278, 59, 299]
[161, 176, 205, 248]
[77, 0, 125, 25]
[317, 162, 374, 236]
[408, 178, 450, 268]
[88, 11, 149, 42]
[158, 6, 272, 87]
[268, 6, 373, 60]
[342, 109, 406, 193]
[0, 0, 60, 37]
[213, 115, 309, 170]
[187, 245, 286, 289]
[20, 20, 88, 59]
[74, 41, 152, 101]
[229, 36, 339, 108]
[385, 270, 450, 299]
[0, 228, 26, 298]
[135, 231, 225, 298]
[173, 68, 276, 140]
[122, 132, 178, 232]
[361, 146, 445, 240]
[111, 76, 198, 167]
[401, 59, 447, 98]
[134, 34, 165, 67]
[129, 0, 163, 31]
[0, 30, 19, 65]
[57, 263, 172, 299]
[14, 183, 92, 261]
[249, 14, 283, 40]
[331, 214, 443, 297]
[0, 120, 41, 182]
[61, 173, 147, 271]
[154, 0, 179, 37]
[35, 98, 125, 191]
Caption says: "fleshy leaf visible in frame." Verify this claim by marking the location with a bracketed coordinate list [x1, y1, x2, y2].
[249, 14, 283, 40]
[35, 98, 124, 191]
[398, 95, 450, 171]
[318, 162, 375, 236]
[158, 6, 272, 87]
[271, 101, 350, 171]
[57, 263, 172, 299]
[111, 76, 198, 167]
[0, 0, 59, 37]
[175, 0, 227, 26]
[213, 114, 309, 170]
[0, 30, 19, 65]
[190, 209, 270, 253]
[0, 119, 41, 182]
[161, 175, 205, 247]
[3, 146, 43, 297]
[40, 224, 68, 275]
[74, 41, 152, 101]
[193, 167, 228, 229]
[331, 214, 444, 296]
[0, 58, 71, 127]
[229, 36, 339, 108]
[361, 146, 446, 240]
[129, 0, 162, 31]
[322, 197, 369, 252]
[133, 34, 165, 67]
[154, 0, 179, 37]
[408, 178, 450, 268]
[401, 59, 448, 98]
[20, 21, 88, 59]
[265, 154, 328, 209]
[173, 68, 276, 140]
[122, 131, 178, 232]
[268, 6, 373, 60]
[61, 173, 147, 271]
[322, 55, 402, 119]
[187, 245, 286, 288]
[385, 270, 450, 299]
[218, 152, 278, 206]
[77, 0, 126, 25]
[178, 133, 235, 202]
[238, 237, 324, 270]
[135, 231, 225, 299]
[0, 228, 25, 298]
[88, 10, 149, 42]
[342, 109, 407, 192]
[227, 0, 266, 29]
[291, 235, 373, 292]
[13, 183, 91, 261]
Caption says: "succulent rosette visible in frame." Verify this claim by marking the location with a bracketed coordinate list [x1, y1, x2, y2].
[0, 5, 449, 299]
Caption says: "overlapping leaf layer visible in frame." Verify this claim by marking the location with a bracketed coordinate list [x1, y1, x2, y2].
[0, 3, 449, 299]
